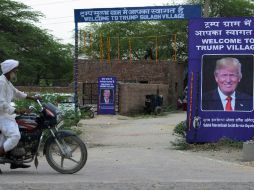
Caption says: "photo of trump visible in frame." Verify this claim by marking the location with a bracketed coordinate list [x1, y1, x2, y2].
[202, 54, 253, 112]
[100, 89, 114, 104]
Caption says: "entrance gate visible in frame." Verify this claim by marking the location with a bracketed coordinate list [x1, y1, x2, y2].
[81, 82, 120, 112]
[73, 5, 201, 109]
[81, 83, 98, 105]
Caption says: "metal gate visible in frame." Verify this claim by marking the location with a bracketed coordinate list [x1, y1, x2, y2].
[81, 82, 119, 112]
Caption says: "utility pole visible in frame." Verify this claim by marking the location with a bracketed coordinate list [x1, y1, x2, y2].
[204, 0, 210, 17]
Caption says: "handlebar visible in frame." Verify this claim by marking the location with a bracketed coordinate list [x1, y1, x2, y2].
[27, 98, 43, 113]
[36, 99, 43, 111]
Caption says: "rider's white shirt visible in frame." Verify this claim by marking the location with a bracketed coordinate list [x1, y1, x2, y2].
[0, 74, 27, 120]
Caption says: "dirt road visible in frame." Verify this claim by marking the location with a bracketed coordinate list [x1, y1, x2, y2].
[1, 112, 254, 190]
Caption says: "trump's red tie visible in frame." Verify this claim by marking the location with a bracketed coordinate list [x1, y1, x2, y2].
[226, 96, 232, 111]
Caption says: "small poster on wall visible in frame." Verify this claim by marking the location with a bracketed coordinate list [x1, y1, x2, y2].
[98, 77, 116, 114]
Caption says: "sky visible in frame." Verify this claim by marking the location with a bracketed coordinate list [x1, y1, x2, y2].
[15, 0, 186, 44]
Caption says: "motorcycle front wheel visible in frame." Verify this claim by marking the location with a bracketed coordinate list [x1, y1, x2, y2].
[45, 135, 87, 174]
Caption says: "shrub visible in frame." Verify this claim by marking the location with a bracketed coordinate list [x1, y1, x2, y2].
[171, 121, 243, 151]
[173, 120, 187, 138]
[171, 132, 243, 151]
[171, 137, 191, 150]
[215, 137, 243, 149]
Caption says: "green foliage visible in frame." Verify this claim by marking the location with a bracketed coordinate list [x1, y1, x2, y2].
[80, 20, 188, 63]
[14, 93, 71, 109]
[0, 0, 73, 86]
[42, 93, 82, 134]
[209, 0, 254, 17]
[14, 98, 37, 110]
[164, 105, 177, 112]
[61, 110, 82, 135]
[186, 0, 254, 17]
[214, 137, 243, 149]
[41, 93, 68, 104]
[80, 0, 254, 65]
[171, 137, 191, 150]
[173, 120, 187, 138]
[0, 0, 42, 22]
[171, 137, 243, 151]
[79, 109, 93, 119]
[62, 110, 80, 125]
[171, 120, 243, 150]
[171, 120, 189, 149]
[14, 93, 82, 135]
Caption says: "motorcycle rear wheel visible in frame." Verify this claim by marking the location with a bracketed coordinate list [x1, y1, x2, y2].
[88, 110, 95, 118]
[45, 135, 87, 174]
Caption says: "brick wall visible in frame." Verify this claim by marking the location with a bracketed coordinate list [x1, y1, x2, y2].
[78, 59, 183, 84]
[119, 83, 169, 115]
[78, 59, 185, 102]
[16, 60, 185, 114]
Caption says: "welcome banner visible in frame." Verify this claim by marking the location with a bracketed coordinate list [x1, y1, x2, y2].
[75, 5, 201, 22]
[187, 17, 254, 142]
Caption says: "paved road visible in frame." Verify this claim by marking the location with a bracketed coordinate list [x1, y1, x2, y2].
[1, 112, 254, 189]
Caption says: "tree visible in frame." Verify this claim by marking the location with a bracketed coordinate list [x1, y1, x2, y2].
[0, 0, 73, 86]
[187, 0, 254, 17]
[80, 20, 188, 63]
[79, 0, 253, 64]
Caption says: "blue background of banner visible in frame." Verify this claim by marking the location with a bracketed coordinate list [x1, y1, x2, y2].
[74, 5, 201, 23]
[187, 17, 254, 142]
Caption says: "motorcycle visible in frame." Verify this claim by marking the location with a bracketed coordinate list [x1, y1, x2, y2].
[80, 104, 95, 118]
[0, 98, 87, 174]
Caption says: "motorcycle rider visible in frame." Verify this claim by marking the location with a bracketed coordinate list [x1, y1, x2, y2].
[0, 59, 37, 169]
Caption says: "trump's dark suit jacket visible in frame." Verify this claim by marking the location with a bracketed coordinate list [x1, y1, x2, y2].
[202, 89, 253, 111]
[100, 98, 113, 104]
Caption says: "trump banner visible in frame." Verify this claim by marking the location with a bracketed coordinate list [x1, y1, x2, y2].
[98, 77, 116, 115]
[187, 17, 254, 142]
[74, 5, 201, 23]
